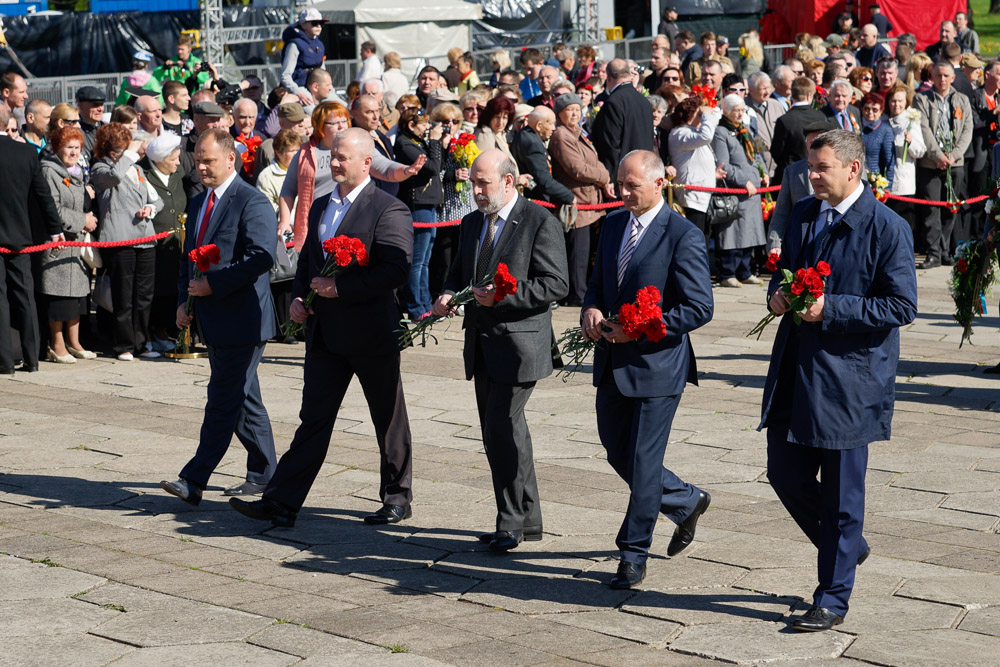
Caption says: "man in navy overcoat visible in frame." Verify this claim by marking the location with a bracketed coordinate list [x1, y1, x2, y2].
[581, 150, 714, 589]
[760, 130, 917, 631]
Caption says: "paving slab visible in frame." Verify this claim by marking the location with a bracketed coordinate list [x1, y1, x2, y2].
[108, 642, 301, 666]
[844, 628, 1000, 666]
[0, 632, 134, 667]
[668, 621, 851, 663]
[895, 574, 1000, 608]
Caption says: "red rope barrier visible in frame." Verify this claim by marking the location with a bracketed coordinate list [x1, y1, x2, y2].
[0, 230, 175, 255]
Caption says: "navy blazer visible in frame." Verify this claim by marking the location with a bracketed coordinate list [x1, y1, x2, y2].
[582, 204, 714, 398]
[179, 176, 277, 346]
[758, 186, 917, 449]
[294, 180, 412, 356]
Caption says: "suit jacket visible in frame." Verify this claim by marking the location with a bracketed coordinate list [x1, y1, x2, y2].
[510, 126, 574, 206]
[372, 129, 399, 198]
[443, 195, 569, 384]
[582, 205, 714, 398]
[591, 83, 656, 182]
[548, 124, 610, 228]
[179, 175, 278, 346]
[0, 136, 62, 251]
[912, 88, 973, 169]
[970, 87, 997, 171]
[768, 158, 813, 251]
[771, 105, 826, 184]
[748, 96, 786, 178]
[759, 187, 917, 449]
[294, 180, 412, 356]
[822, 104, 861, 133]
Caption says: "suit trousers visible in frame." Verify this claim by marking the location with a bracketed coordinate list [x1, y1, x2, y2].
[180, 342, 277, 488]
[473, 346, 542, 532]
[596, 383, 701, 564]
[103, 246, 155, 354]
[766, 427, 869, 617]
[265, 346, 412, 511]
[916, 165, 965, 260]
[564, 225, 590, 304]
[0, 253, 39, 369]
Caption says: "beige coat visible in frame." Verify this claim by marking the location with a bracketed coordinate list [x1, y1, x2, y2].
[912, 88, 973, 169]
[475, 125, 520, 177]
[548, 124, 610, 228]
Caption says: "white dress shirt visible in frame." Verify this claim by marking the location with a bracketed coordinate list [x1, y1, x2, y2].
[319, 176, 371, 248]
[195, 169, 239, 241]
[618, 198, 665, 261]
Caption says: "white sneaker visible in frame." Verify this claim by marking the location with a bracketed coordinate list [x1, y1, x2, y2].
[139, 350, 161, 359]
[720, 277, 742, 288]
[741, 275, 763, 285]
[117, 352, 134, 361]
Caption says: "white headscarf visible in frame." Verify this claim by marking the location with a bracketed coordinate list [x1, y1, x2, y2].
[146, 131, 182, 164]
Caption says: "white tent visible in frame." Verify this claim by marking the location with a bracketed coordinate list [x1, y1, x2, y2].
[314, 0, 483, 61]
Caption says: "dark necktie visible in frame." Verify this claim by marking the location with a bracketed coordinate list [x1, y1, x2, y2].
[617, 218, 641, 288]
[475, 212, 499, 282]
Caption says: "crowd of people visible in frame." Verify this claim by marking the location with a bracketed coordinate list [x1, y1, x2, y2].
[0, 4, 990, 636]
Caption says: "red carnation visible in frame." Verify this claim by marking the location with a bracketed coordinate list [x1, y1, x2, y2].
[617, 286, 666, 342]
[765, 251, 780, 272]
[493, 262, 518, 302]
[334, 248, 352, 267]
[957, 258, 968, 274]
[816, 261, 831, 277]
[282, 235, 370, 337]
[189, 243, 221, 273]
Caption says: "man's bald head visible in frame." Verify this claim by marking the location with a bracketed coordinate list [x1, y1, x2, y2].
[527, 105, 556, 141]
[470, 149, 517, 214]
[134, 96, 157, 113]
[606, 58, 632, 85]
[331, 127, 375, 191]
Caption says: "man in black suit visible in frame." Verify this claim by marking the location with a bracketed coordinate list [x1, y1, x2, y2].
[821, 80, 861, 133]
[431, 149, 568, 551]
[351, 94, 398, 197]
[511, 106, 575, 208]
[771, 77, 826, 184]
[591, 58, 656, 185]
[0, 105, 63, 374]
[160, 129, 279, 505]
[231, 128, 415, 528]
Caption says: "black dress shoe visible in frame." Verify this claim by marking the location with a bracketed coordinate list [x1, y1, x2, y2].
[919, 256, 941, 269]
[223, 481, 267, 497]
[791, 605, 844, 632]
[363, 504, 411, 525]
[159, 478, 202, 506]
[941, 256, 954, 267]
[0, 367, 13, 375]
[667, 491, 711, 557]
[857, 546, 871, 566]
[610, 560, 646, 589]
[984, 363, 1000, 375]
[488, 530, 523, 552]
[478, 525, 543, 543]
[19, 363, 38, 373]
[229, 497, 297, 527]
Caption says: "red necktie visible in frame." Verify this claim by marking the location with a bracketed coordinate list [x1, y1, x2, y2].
[196, 191, 216, 247]
[841, 113, 849, 130]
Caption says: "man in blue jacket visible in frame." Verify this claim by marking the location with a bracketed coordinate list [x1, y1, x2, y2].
[581, 150, 714, 589]
[760, 130, 917, 631]
[160, 129, 278, 505]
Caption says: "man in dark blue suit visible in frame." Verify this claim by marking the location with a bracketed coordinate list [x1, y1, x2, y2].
[581, 150, 714, 589]
[760, 130, 917, 631]
[160, 128, 279, 505]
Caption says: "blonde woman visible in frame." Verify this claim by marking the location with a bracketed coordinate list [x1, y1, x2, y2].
[490, 49, 512, 88]
[904, 53, 932, 91]
[380, 51, 408, 107]
[738, 33, 764, 76]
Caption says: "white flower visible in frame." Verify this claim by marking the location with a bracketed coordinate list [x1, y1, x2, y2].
[987, 199, 994, 215]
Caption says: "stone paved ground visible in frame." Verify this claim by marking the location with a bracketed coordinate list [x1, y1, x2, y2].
[0, 264, 999, 666]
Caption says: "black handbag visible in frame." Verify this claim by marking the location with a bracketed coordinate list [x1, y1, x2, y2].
[270, 231, 298, 283]
[706, 180, 740, 226]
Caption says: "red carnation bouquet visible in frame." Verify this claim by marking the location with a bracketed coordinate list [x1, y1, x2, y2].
[399, 263, 517, 347]
[176, 244, 221, 353]
[690, 84, 718, 108]
[282, 235, 370, 337]
[555, 286, 667, 379]
[237, 133, 262, 176]
[747, 260, 831, 339]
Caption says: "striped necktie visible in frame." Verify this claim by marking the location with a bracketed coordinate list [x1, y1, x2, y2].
[475, 212, 498, 282]
[617, 218, 641, 288]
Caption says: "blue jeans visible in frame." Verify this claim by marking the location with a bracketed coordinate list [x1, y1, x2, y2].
[406, 207, 437, 320]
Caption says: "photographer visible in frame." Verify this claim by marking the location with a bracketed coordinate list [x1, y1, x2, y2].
[152, 34, 211, 92]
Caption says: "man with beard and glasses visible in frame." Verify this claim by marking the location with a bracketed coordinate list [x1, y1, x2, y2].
[431, 149, 568, 552]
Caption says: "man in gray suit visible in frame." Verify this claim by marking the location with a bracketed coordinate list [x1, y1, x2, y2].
[432, 149, 569, 552]
[768, 121, 838, 252]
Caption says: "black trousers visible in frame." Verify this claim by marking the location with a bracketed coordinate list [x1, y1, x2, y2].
[961, 160, 987, 243]
[150, 241, 181, 339]
[916, 165, 965, 260]
[265, 345, 413, 512]
[103, 246, 155, 354]
[473, 344, 542, 532]
[565, 225, 590, 303]
[180, 342, 277, 488]
[0, 253, 39, 369]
